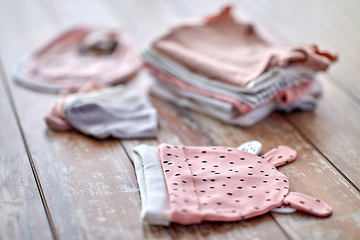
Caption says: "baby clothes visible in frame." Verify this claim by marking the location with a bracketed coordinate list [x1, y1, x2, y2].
[13, 26, 141, 93]
[152, 6, 337, 87]
[131, 143, 332, 225]
[145, 62, 313, 111]
[151, 80, 320, 127]
[143, 6, 336, 127]
[44, 80, 104, 131]
[44, 83, 158, 139]
[132, 145, 171, 225]
[143, 48, 316, 107]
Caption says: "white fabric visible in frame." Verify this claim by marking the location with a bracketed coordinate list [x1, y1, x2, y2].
[131, 145, 170, 226]
[237, 140, 262, 155]
[63, 85, 158, 139]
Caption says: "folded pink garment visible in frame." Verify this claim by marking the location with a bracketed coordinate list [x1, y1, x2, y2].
[158, 144, 332, 224]
[145, 63, 312, 115]
[153, 6, 337, 87]
[144, 63, 252, 114]
[15, 26, 141, 92]
[274, 80, 312, 106]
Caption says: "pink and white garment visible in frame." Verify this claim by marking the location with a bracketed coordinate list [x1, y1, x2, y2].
[143, 47, 317, 108]
[13, 26, 141, 93]
[145, 62, 313, 115]
[144, 63, 253, 115]
[150, 79, 320, 127]
[131, 143, 332, 225]
[44, 81, 158, 139]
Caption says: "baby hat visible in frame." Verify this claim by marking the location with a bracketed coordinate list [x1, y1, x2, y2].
[158, 144, 332, 224]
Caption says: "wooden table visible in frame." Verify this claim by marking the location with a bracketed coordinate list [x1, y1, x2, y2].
[1, 1, 360, 239]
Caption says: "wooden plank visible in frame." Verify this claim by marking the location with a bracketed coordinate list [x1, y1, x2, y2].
[179, 0, 360, 190]
[134, 0, 360, 239]
[0, 0, 171, 239]
[0, 1, 55, 239]
[2, 0, 359, 239]
[287, 75, 360, 187]
[0, 65, 53, 240]
[194, 112, 360, 239]
[245, 0, 360, 100]
[49, 0, 289, 239]
[218, 0, 360, 188]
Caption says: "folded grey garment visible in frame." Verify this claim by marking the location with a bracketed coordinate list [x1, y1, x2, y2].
[151, 81, 318, 127]
[63, 85, 158, 139]
[143, 49, 316, 107]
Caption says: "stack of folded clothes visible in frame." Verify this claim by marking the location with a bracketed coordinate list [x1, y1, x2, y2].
[143, 6, 337, 127]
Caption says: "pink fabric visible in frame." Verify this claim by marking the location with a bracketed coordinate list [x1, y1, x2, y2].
[44, 81, 105, 131]
[153, 6, 337, 87]
[145, 62, 313, 114]
[20, 26, 141, 92]
[274, 80, 312, 106]
[44, 97, 70, 131]
[158, 144, 332, 224]
[284, 192, 332, 217]
[144, 63, 252, 114]
[261, 146, 297, 167]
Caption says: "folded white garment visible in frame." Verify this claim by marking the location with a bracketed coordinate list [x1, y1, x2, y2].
[131, 145, 171, 226]
[61, 85, 158, 139]
[151, 79, 320, 127]
[143, 49, 316, 107]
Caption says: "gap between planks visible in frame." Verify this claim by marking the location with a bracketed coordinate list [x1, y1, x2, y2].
[0, 56, 58, 240]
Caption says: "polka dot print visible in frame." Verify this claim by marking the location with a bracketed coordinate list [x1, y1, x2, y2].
[283, 192, 332, 217]
[158, 144, 332, 224]
[159, 145, 201, 224]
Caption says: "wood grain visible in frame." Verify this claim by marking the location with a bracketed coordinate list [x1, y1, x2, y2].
[0, 0, 170, 239]
[0, 66, 53, 240]
[220, 0, 360, 188]
[129, 0, 360, 239]
[194, 111, 360, 239]
[50, 0, 290, 238]
[1, 0, 360, 239]
[246, 0, 360, 100]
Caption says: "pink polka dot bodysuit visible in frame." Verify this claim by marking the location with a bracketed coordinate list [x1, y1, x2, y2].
[158, 144, 332, 225]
